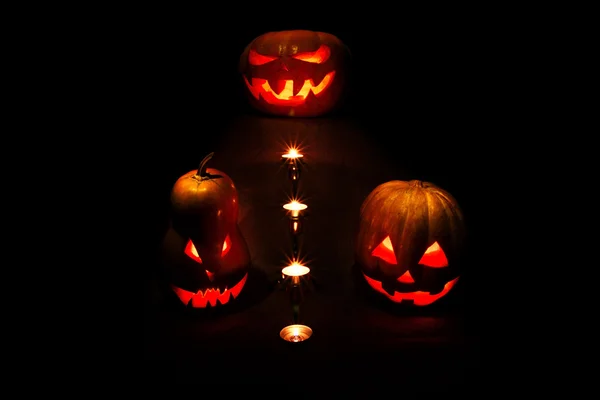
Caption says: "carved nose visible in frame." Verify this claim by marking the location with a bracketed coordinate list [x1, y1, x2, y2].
[205, 270, 215, 281]
[397, 270, 415, 284]
[280, 64, 289, 72]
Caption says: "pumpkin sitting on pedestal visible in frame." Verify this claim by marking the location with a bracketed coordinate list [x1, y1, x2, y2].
[161, 153, 251, 308]
[355, 180, 466, 306]
[239, 29, 351, 118]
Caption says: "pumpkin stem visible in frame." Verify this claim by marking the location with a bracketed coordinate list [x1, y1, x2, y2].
[197, 152, 214, 177]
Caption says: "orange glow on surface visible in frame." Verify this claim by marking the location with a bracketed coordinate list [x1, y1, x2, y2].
[282, 262, 310, 277]
[243, 71, 335, 106]
[292, 45, 330, 63]
[292, 220, 299, 233]
[371, 238, 448, 268]
[363, 274, 459, 306]
[184, 236, 231, 263]
[171, 273, 248, 308]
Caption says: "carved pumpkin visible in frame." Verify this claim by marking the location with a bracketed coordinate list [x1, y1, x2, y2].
[239, 30, 350, 117]
[355, 180, 466, 306]
[161, 153, 251, 308]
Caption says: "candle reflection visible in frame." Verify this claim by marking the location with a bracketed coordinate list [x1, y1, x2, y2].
[284, 201, 307, 237]
[282, 148, 303, 182]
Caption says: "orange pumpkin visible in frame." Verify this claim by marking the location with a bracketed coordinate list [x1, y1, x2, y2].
[162, 153, 250, 308]
[239, 30, 351, 117]
[355, 180, 466, 306]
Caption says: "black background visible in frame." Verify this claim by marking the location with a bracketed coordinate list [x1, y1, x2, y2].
[143, 12, 497, 391]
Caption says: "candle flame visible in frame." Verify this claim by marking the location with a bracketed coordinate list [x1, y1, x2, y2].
[282, 147, 303, 159]
[282, 261, 310, 277]
[283, 201, 307, 211]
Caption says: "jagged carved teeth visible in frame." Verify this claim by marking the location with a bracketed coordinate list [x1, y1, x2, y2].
[293, 79, 305, 96]
[247, 71, 334, 96]
[264, 78, 306, 96]
[311, 69, 329, 87]
[198, 286, 228, 297]
[267, 79, 286, 95]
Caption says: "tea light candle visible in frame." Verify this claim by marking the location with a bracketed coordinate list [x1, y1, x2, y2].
[282, 261, 310, 285]
[282, 148, 303, 181]
[280, 324, 313, 342]
[282, 148, 303, 160]
[283, 200, 307, 218]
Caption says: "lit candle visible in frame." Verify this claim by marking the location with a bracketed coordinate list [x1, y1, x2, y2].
[284, 201, 307, 235]
[282, 261, 310, 285]
[283, 200, 307, 218]
[280, 324, 313, 342]
[282, 261, 310, 277]
[282, 148, 303, 160]
[282, 148, 303, 181]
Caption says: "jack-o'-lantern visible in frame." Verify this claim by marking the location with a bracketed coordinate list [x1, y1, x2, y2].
[239, 30, 350, 117]
[161, 152, 251, 308]
[355, 180, 466, 306]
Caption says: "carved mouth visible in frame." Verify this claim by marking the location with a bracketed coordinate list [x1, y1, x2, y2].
[362, 273, 459, 306]
[171, 273, 248, 308]
[243, 71, 335, 106]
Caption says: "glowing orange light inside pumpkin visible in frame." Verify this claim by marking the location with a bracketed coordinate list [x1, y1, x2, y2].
[363, 274, 459, 306]
[418, 241, 448, 267]
[248, 49, 277, 65]
[184, 235, 231, 264]
[371, 236, 397, 264]
[371, 237, 448, 268]
[171, 273, 248, 308]
[397, 270, 415, 284]
[282, 261, 310, 277]
[248, 45, 330, 66]
[292, 44, 330, 64]
[283, 200, 307, 218]
[243, 71, 335, 106]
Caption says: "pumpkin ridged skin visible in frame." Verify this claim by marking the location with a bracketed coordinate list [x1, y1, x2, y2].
[163, 154, 251, 299]
[239, 30, 350, 117]
[169, 153, 247, 269]
[356, 180, 466, 279]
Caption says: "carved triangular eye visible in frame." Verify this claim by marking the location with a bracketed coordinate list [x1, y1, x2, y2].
[248, 49, 277, 65]
[184, 235, 232, 263]
[418, 241, 448, 268]
[221, 234, 231, 258]
[371, 236, 397, 264]
[292, 44, 331, 64]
